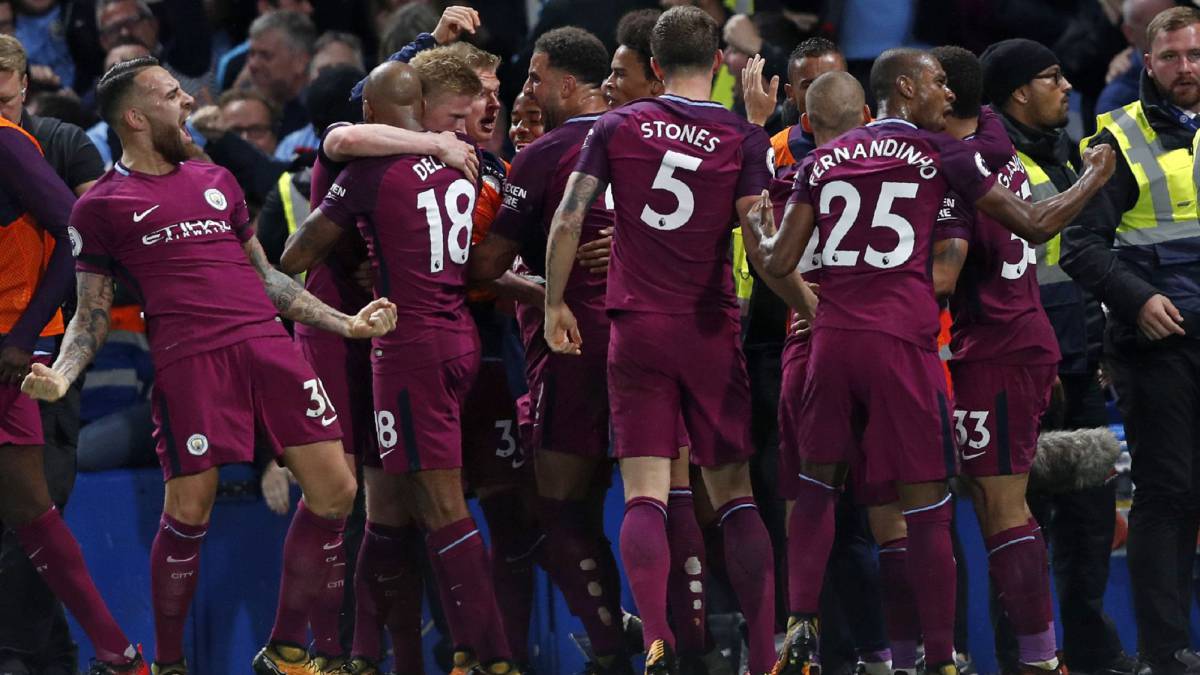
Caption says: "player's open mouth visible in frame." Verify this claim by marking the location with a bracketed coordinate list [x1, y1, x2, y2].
[179, 118, 191, 142]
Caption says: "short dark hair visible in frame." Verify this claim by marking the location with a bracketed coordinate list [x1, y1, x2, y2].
[651, 6, 719, 75]
[534, 27, 610, 87]
[789, 37, 840, 63]
[869, 47, 927, 107]
[616, 9, 661, 81]
[931, 45, 981, 118]
[249, 10, 316, 56]
[97, 55, 159, 126]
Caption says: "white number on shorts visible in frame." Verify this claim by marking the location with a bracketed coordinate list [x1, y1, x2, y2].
[820, 180, 917, 269]
[1000, 232, 1037, 280]
[953, 410, 991, 450]
[302, 378, 336, 418]
[416, 178, 476, 274]
[640, 150, 703, 231]
[375, 410, 398, 450]
[495, 420, 516, 458]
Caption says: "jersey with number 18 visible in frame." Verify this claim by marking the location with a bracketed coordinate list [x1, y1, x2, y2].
[319, 151, 479, 372]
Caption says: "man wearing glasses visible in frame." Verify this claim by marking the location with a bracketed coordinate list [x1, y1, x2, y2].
[1062, 7, 1200, 673]
[96, 0, 212, 104]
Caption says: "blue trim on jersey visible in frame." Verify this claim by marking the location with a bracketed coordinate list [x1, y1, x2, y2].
[660, 94, 725, 109]
[114, 162, 130, 176]
[567, 115, 602, 124]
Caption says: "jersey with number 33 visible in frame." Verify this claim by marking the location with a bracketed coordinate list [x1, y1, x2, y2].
[320, 152, 479, 370]
[573, 94, 772, 316]
[788, 118, 998, 350]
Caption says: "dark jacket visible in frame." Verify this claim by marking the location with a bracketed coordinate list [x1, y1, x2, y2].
[1060, 70, 1200, 348]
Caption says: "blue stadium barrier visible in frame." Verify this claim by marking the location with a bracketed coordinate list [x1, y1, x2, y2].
[64, 465, 1167, 674]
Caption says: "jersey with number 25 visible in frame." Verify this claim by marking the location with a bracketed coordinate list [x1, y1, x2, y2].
[574, 94, 772, 315]
[319, 151, 479, 370]
[788, 119, 998, 350]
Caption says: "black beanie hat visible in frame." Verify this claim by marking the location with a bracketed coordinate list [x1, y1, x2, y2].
[980, 38, 1061, 106]
[306, 65, 366, 136]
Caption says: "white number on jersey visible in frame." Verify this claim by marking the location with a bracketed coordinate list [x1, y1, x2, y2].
[1000, 233, 1037, 280]
[819, 180, 918, 269]
[640, 150, 703, 231]
[416, 178, 476, 273]
[953, 410, 991, 451]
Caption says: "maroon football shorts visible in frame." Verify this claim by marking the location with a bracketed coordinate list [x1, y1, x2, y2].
[609, 310, 752, 467]
[369, 350, 480, 474]
[797, 328, 958, 488]
[462, 357, 532, 490]
[295, 329, 376, 460]
[151, 335, 343, 480]
[526, 313, 611, 459]
[777, 337, 810, 500]
[949, 361, 1057, 477]
[0, 383, 42, 447]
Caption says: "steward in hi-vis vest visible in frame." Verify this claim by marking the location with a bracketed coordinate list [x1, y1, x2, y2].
[1059, 7, 1200, 670]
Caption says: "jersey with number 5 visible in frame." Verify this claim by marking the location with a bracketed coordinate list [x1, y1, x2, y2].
[789, 118, 998, 350]
[573, 94, 772, 315]
[936, 109, 1060, 366]
[319, 152, 479, 370]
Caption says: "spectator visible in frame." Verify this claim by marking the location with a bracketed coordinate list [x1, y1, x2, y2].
[1097, 0, 1176, 115]
[271, 30, 364, 161]
[0, 0, 13, 35]
[86, 37, 152, 167]
[375, 1, 438, 63]
[213, 0, 314, 93]
[95, 0, 213, 103]
[245, 9, 316, 137]
[25, 91, 91, 129]
[14, 0, 73, 93]
[218, 88, 279, 157]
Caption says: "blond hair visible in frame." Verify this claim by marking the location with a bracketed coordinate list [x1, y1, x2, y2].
[410, 47, 483, 99]
[0, 35, 27, 76]
[1147, 6, 1200, 50]
[445, 42, 500, 74]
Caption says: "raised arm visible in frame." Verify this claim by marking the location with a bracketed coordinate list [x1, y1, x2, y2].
[322, 126, 479, 184]
[244, 237, 397, 339]
[739, 191, 818, 318]
[544, 171, 605, 355]
[975, 144, 1116, 245]
[20, 272, 113, 401]
[279, 208, 346, 276]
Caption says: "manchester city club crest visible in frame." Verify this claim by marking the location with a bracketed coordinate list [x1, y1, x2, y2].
[204, 188, 227, 210]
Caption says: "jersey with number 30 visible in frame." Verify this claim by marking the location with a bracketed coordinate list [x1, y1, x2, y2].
[935, 109, 1061, 365]
[789, 118, 998, 350]
[320, 152, 479, 370]
[574, 94, 772, 315]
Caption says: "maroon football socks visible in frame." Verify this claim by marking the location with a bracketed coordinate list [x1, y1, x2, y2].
[352, 522, 424, 668]
[878, 538, 920, 669]
[716, 497, 776, 674]
[16, 506, 135, 664]
[986, 519, 1057, 664]
[667, 488, 707, 655]
[269, 501, 347, 646]
[427, 517, 512, 663]
[786, 476, 838, 616]
[902, 495, 957, 666]
[620, 497, 675, 652]
[148, 513, 207, 664]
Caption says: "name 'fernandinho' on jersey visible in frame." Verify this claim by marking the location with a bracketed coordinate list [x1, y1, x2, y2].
[807, 135, 944, 184]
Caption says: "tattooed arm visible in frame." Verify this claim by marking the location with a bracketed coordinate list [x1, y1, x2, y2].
[544, 172, 604, 355]
[21, 272, 113, 401]
[279, 207, 343, 276]
[243, 237, 399, 338]
[932, 238, 968, 301]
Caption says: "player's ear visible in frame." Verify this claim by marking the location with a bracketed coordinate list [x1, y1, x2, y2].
[784, 82, 793, 101]
[897, 74, 915, 100]
[560, 72, 576, 100]
[123, 106, 145, 132]
[361, 99, 373, 123]
[861, 104, 872, 124]
[711, 50, 724, 77]
[800, 112, 812, 134]
[649, 56, 666, 82]
[649, 77, 665, 97]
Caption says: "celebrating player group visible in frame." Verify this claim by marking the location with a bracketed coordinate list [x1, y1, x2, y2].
[4, 3, 1123, 675]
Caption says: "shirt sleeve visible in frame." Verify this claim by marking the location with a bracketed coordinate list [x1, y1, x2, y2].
[72, 198, 114, 276]
[350, 33, 439, 101]
[491, 145, 548, 245]
[319, 162, 375, 231]
[934, 192, 973, 242]
[934, 133, 1000, 204]
[736, 125, 773, 199]
[56, 123, 105, 190]
[573, 113, 617, 184]
[223, 171, 254, 242]
[786, 156, 816, 207]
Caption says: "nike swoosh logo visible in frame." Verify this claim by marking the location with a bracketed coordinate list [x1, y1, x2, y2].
[321, 414, 338, 427]
[322, 540, 342, 550]
[377, 573, 403, 582]
[962, 451, 987, 460]
[133, 205, 160, 222]
[379, 447, 396, 459]
[166, 554, 197, 563]
[28, 547, 43, 559]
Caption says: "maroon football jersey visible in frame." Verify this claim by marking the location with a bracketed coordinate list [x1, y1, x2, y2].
[73, 161, 285, 370]
[492, 114, 613, 321]
[320, 152, 478, 370]
[788, 118, 998, 350]
[935, 110, 1060, 365]
[574, 94, 772, 315]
